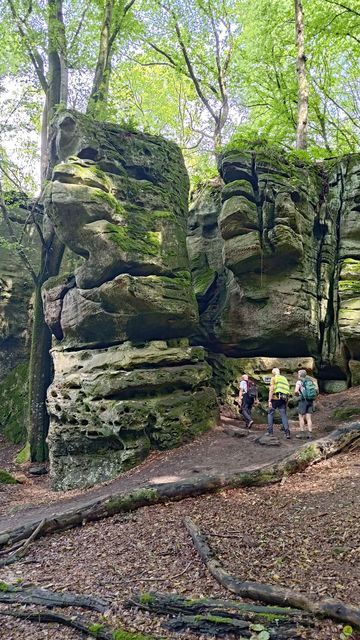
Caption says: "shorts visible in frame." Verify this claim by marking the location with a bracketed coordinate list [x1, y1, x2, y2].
[298, 399, 314, 415]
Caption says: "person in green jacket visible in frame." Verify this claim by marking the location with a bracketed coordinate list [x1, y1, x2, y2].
[267, 367, 291, 439]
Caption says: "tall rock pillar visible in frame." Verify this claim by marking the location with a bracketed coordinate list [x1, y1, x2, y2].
[43, 111, 218, 490]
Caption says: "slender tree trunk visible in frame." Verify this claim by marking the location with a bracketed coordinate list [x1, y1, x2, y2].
[87, 0, 114, 119]
[28, 0, 68, 462]
[295, 0, 309, 150]
[28, 283, 52, 462]
[48, 0, 68, 115]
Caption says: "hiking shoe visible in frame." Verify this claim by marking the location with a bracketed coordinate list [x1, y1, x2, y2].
[295, 432, 307, 439]
[307, 433, 313, 439]
[247, 420, 254, 429]
[266, 430, 273, 436]
[285, 431, 291, 439]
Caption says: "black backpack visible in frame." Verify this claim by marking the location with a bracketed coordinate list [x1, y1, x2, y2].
[247, 380, 257, 399]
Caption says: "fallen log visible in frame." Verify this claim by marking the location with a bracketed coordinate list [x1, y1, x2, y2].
[164, 614, 304, 638]
[184, 517, 360, 629]
[0, 608, 111, 639]
[0, 583, 107, 612]
[0, 424, 359, 549]
[128, 591, 313, 622]
[0, 608, 163, 639]
[0, 519, 46, 567]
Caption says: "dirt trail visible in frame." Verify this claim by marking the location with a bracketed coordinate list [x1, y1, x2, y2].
[0, 387, 359, 535]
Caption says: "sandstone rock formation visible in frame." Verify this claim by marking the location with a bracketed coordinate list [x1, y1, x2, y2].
[43, 111, 218, 490]
[189, 147, 360, 409]
[0, 195, 40, 443]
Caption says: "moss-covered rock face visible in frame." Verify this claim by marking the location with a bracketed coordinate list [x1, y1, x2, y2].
[189, 151, 360, 394]
[44, 112, 218, 490]
[0, 198, 40, 422]
[0, 363, 28, 443]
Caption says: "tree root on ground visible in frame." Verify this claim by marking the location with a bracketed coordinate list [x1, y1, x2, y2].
[184, 517, 360, 628]
[0, 583, 107, 612]
[0, 424, 358, 550]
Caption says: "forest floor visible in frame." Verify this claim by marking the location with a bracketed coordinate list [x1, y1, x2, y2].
[0, 446, 359, 639]
[0, 388, 359, 639]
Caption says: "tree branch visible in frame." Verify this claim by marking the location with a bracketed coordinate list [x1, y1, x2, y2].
[68, 2, 90, 53]
[323, 0, 360, 16]
[146, 40, 178, 68]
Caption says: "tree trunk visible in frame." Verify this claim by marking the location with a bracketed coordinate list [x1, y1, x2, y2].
[87, 0, 114, 119]
[28, 236, 64, 462]
[295, 0, 309, 150]
[47, 0, 68, 115]
[27, 0, 68, 463]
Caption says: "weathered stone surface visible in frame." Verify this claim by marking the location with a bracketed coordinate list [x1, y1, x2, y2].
[43, 112, 218, 489]
[257, 435, 280, 446]
[349, 360, 360, 386]
[46, 272, 198, 348]
[0, 198, 39, 383]
[321, 380, 348, 394]
[190, 150, 360, 398]
[47, 342, 217, 490]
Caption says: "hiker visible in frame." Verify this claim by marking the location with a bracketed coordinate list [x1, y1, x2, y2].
[238, 374, 257, 429]
[295, 369, 318, 439]
[267, 367, 291, 439]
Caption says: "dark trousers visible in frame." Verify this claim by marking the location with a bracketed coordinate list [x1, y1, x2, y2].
[268, 399, 289, 433]
[241, 395, 254, 427]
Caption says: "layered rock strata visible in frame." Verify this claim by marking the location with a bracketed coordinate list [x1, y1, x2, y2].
[189, 149, 360, 398]
[43, 111, 218, 490]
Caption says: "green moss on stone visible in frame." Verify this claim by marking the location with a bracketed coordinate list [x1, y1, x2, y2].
[0, 582, 10, 592]
[16, 442, 30, 464]
[95, 189, 126, 217]
[0, 469, 17, 484]
[341, 259, 360, 280]
[106, 223, 160, 257]
[0, 363, 28, 444]
[192, 267, 216, 297]
[338, 280, 360, 297]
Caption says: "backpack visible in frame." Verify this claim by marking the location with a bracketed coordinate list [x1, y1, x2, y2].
[247, 380, 257, 399]
[301, 377, 318, 401]
[274, 375, 290, 399]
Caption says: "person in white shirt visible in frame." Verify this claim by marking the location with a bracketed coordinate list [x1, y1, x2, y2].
[295, 369, 314, 439]
[238, 374, 255, 429]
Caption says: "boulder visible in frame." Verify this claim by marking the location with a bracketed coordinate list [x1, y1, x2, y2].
[47, 342, 217, 491]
